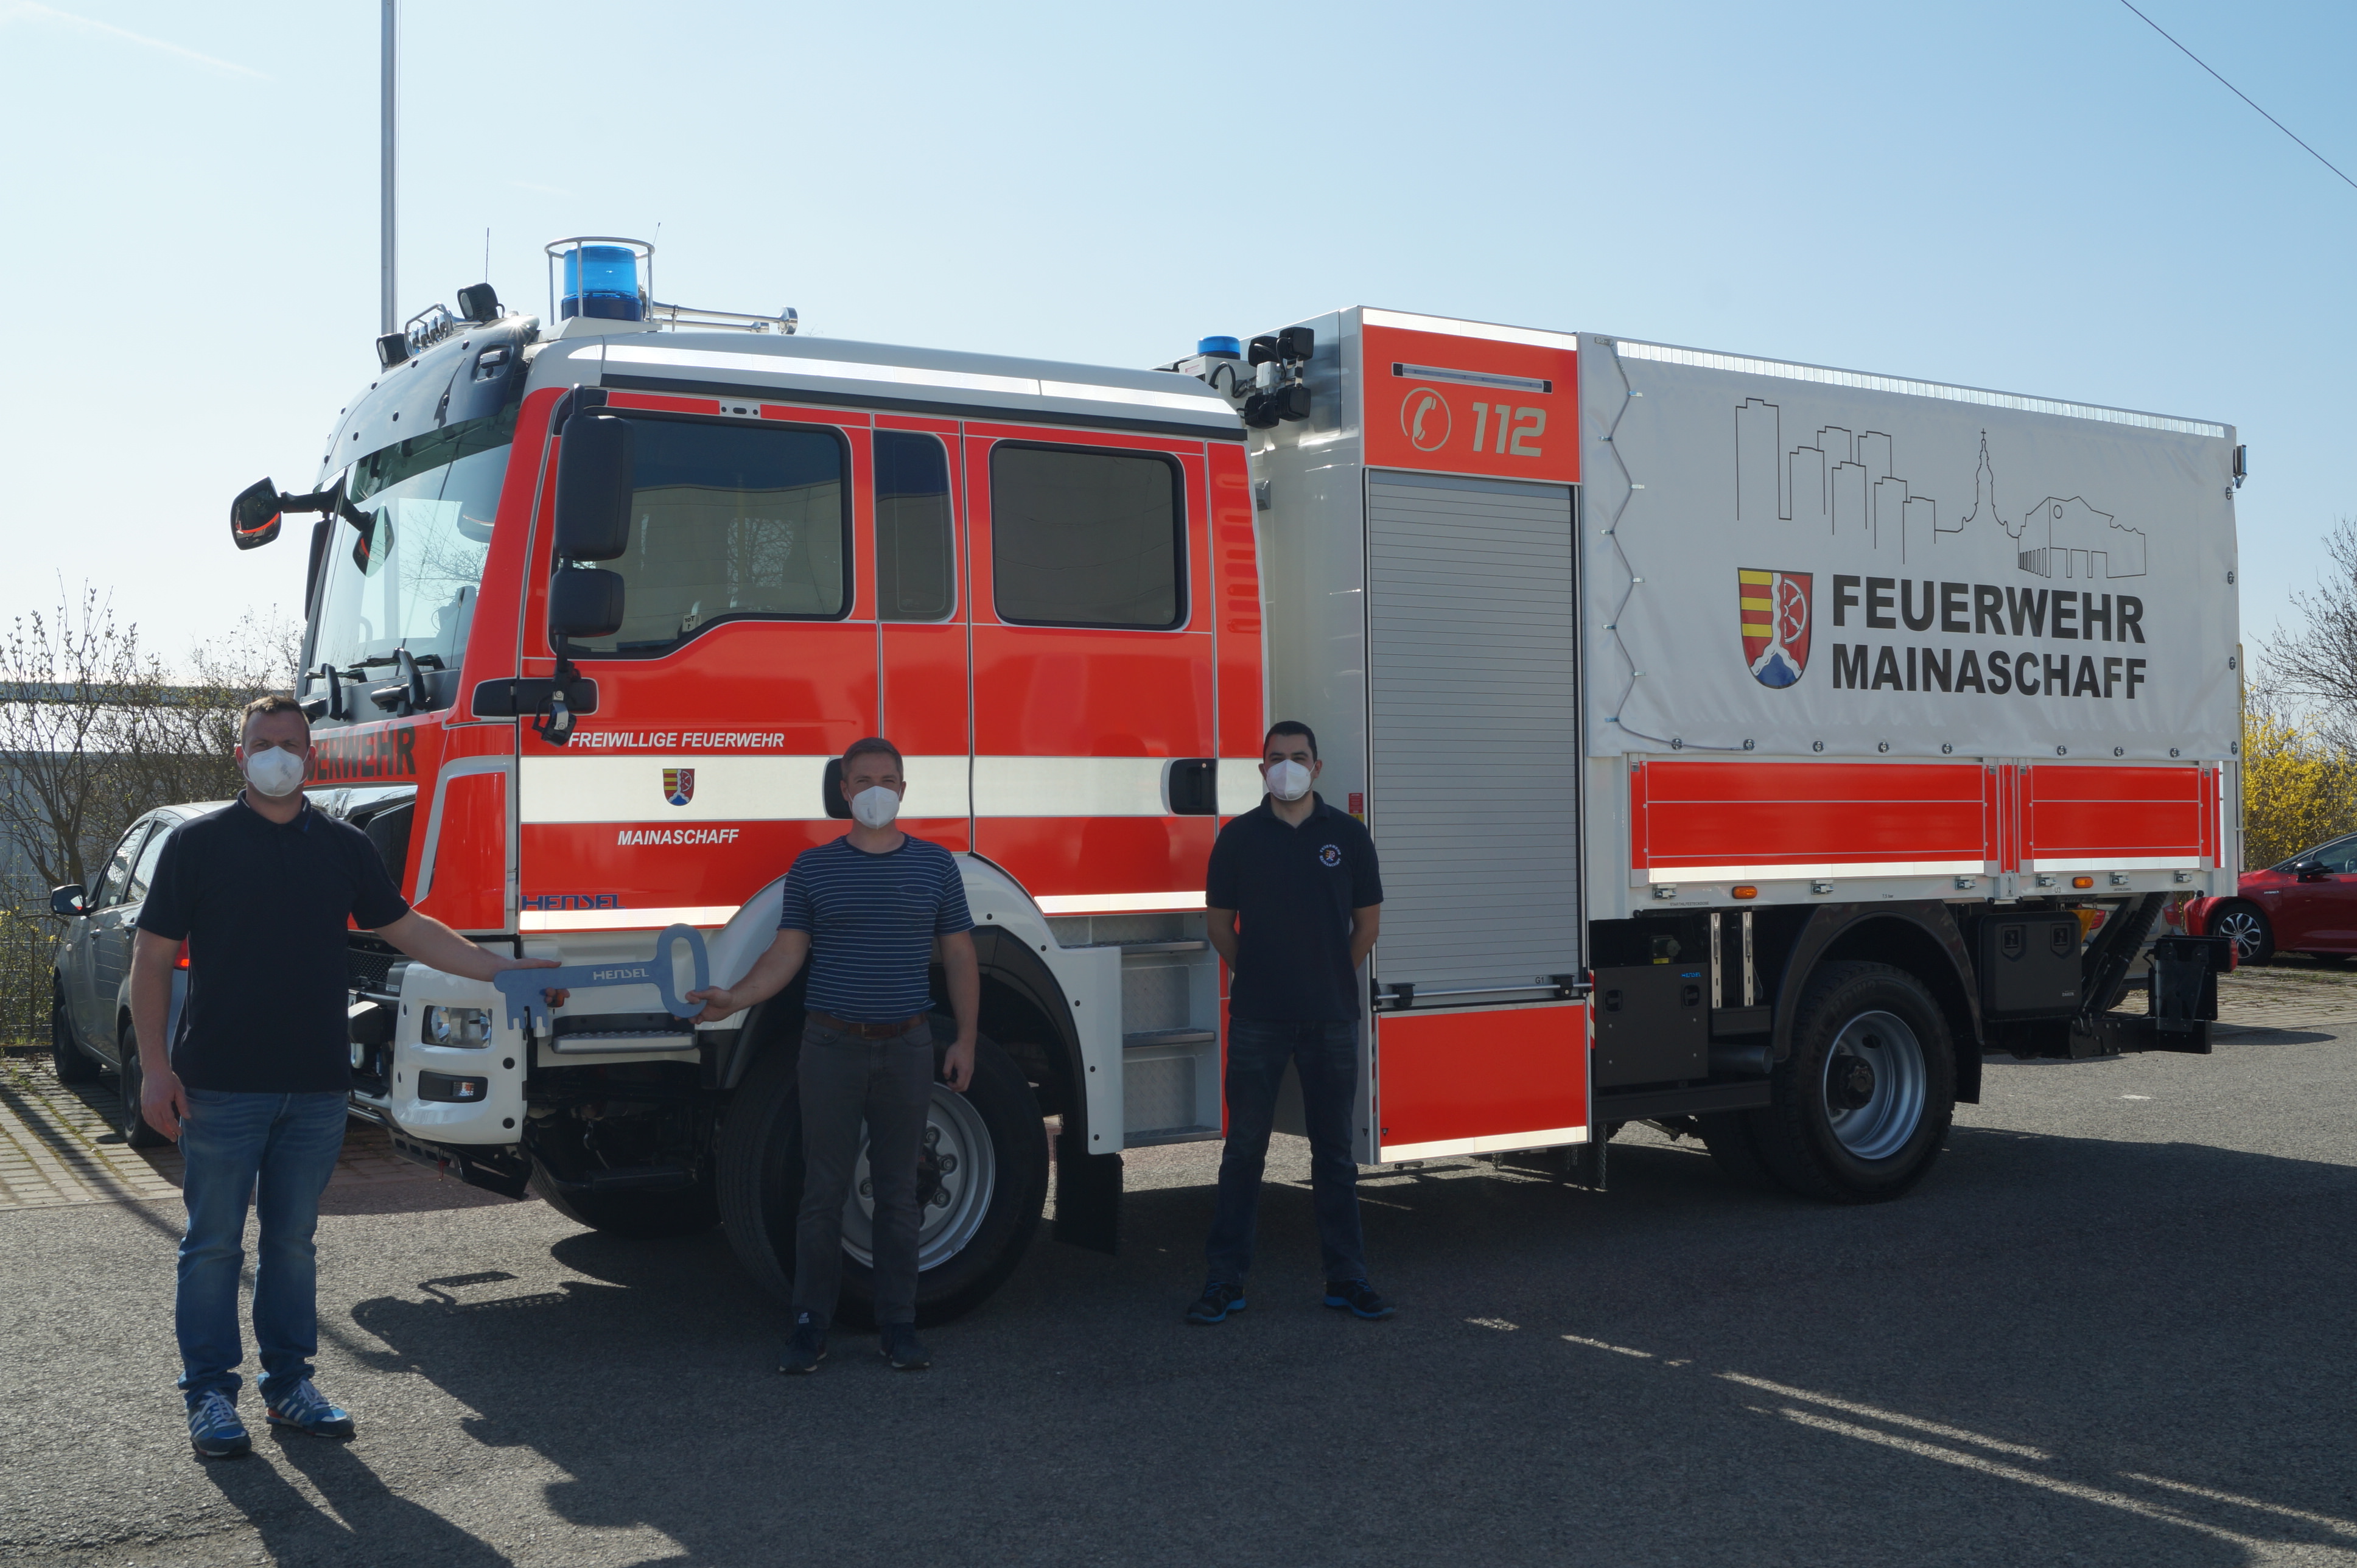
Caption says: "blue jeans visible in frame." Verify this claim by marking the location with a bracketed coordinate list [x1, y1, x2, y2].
[1205, 1018, 1367, 1286]
[175, 1089, 347, 1407]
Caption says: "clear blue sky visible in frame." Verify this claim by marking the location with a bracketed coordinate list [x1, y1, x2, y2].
[2, 0, 2349, 674]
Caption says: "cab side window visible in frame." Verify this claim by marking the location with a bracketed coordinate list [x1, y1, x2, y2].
[990, 443, 1183, 629]
[569, 417, 851, 656]
[2314, 836, 2357, 873]
[875, 431, 955, 622]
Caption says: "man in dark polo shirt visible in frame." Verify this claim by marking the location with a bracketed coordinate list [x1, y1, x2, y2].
[130, 695, 561, 1459]
[686, 737, 979, 1374]
[1188, 719, 1390, 1326]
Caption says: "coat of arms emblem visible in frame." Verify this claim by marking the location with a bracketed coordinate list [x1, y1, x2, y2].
[1739, 569, 1812, 688]
[662, 767, 695, 807]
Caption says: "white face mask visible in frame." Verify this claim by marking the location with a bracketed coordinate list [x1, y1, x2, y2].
[1266, 760, 1313, 802]
[850, 784, 902, 829]
[242, 745, 307, 799]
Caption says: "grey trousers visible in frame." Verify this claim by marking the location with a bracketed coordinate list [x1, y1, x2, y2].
[794, 1017, 933, 1331]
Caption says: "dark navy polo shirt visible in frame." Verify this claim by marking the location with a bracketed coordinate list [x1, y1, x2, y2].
[1205, 794, 1384, 1023]
[138, 795, 410, 1093]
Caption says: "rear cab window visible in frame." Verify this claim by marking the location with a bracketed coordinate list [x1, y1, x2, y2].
[989, 443, 1185, 629]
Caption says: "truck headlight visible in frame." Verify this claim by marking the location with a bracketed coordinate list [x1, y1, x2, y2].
[422, 1006, 493, 1048]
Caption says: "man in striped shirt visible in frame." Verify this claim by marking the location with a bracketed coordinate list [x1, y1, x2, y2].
[687, 738, 978, 1373]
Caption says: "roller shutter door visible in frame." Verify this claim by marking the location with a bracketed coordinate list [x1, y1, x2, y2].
[1365, 471, 1582, 996]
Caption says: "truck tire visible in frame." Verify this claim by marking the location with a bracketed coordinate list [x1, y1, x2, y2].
[526, 1160, 721, 1239]
[717, 1024, 1048, 1328]
[52, 982, 99, 1084]
[115, 1021, 169, 1150]
[1748, 961, 1953, 1203]
[2208, 901, 2274, 966]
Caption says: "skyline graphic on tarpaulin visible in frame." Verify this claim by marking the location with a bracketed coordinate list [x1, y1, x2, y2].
[1734, 399, 2149, 579]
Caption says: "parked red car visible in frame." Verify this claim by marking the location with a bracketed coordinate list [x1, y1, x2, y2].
[2188, 835, 2357, 964]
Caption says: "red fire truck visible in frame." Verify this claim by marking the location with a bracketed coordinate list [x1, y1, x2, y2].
[223, 239, 2242, 1321]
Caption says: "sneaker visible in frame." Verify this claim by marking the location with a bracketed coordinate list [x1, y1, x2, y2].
[1185, 1281, 1247, 1325]
[1322, 1279, 1395, 1320]
[187, 1391, 251, 1459]
[879, 1323, 931, 1370]
[265, 1378, 355, 1439]
[780, 1320, 827, 1375]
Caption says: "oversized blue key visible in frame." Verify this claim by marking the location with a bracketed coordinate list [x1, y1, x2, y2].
[493, 923, 711, 1037]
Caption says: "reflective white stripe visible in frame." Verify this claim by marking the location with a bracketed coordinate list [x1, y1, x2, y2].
[602, 345, 1235, 422]
[1647, 860, 1985, 881]
[1379, 1125, 1589, 1163]
[2022, 856, 2197, 872]
[1217, 758, 1266, 814]
[1035, 891, 1207, 914]
[1362, 307, 1581, 352]
[521, 905, 740, 931]
[520, 755, 970, 824]
[1038, 378, 1236, 414]
[973, 756, 1168, 817]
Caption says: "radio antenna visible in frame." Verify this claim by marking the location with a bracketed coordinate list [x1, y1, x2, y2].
[379, 0, 398, 334]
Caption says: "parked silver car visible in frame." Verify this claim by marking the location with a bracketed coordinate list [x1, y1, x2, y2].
[49, 802, 221, 1147]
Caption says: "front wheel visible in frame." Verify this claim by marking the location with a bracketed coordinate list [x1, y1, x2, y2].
[1746, 962, 1955, 1203]
[2208, 901, 2274, 966]
[51, 983, 99, 1084]
[717, 1026, 1048, 1328]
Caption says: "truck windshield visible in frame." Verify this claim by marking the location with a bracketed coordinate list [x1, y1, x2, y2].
[310, 408, 516, 683]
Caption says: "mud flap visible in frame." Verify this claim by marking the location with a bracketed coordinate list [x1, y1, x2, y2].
[1054, 1125, 1122, 1253]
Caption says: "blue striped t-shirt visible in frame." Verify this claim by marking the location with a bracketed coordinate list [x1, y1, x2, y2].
[778, 835, 974, 1023]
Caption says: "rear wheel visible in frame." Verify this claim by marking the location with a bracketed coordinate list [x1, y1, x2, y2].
[1746, 962, 1953, 1203]
[2210, 901, 2273, 965]
[717, 1025, 1047, 1328]
[51, 983, 99, 1084]
[115, 1022, 168, 1150]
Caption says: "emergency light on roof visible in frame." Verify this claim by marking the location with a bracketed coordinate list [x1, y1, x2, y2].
[546, 236, 652, 322]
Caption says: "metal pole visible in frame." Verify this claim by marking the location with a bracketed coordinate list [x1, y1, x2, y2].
[379, 0, 397, 335]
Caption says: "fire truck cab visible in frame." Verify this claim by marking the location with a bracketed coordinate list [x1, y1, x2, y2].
[228, 243, 2242, 1323]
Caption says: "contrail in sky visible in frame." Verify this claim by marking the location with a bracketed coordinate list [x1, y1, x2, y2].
[4, 2, 270, 80]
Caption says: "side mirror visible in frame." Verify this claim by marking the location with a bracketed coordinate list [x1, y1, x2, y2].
[553, 414, 634, 561]
[230, 478, 284, 550]
[50, 884, 86, 919]
[2295, 860, 2331, 882]
[548, 568, 626, 640]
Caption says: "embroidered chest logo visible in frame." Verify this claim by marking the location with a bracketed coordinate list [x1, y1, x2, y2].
[662, 767, 696, 807]
[1319, 844, 1342, 867]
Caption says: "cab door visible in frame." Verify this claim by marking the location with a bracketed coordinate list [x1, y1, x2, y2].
[964, 425, 1217, 912]
[517, 396, 878, 932]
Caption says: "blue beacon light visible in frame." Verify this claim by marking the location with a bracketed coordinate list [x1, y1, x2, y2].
[561, 243, 644, 321]
[1197, 336, 1242, 358]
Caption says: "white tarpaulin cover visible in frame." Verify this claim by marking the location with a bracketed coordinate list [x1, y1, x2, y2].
[1578, 338, 2241, 761]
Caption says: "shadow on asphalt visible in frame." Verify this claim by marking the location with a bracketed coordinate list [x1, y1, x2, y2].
[314, 1115, 2357, 1567]
[195, 1432, 511, 1567]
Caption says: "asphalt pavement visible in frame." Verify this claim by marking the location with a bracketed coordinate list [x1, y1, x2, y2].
[4, 1001, 2356, 1566]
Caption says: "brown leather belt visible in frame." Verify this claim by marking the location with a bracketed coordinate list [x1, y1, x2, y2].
[806, 1010, 930, 1040]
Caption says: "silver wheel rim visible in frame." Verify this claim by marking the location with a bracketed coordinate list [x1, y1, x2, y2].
[2216, 909, 2264, 962]
[1820, 1009, 1927, 1162]
[840, 1084, 996, 1271]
